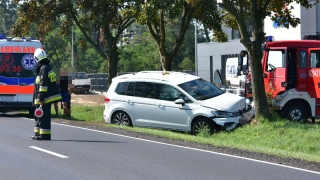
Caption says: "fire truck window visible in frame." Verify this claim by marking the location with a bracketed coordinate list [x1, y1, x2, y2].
[310, 51, 320, 68]
[299, 50, 306, 68]
[267, 50, 285, 71]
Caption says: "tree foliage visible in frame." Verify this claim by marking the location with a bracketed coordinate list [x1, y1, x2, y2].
[124, 0, 225, 71]
[10, 0, 134, 86]
[0, 0, 18, 35]
[217, 0, 319, 119]
[119, 21, 202, 72]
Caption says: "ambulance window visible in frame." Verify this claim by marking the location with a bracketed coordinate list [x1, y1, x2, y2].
[0, 53, 37, 77]
[310, 51, 320, 68]
[299, 50, 306, 68]
[266, 50, 285, 71]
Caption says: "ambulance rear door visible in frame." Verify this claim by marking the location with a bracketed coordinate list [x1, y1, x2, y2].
[16, 41, 39, 105]
[0, 41, 20, 105]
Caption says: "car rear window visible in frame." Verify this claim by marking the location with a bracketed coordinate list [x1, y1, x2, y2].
[0, 53, 36, 77]
[115, 82, 128, 95]
[73, 72, 87, 79]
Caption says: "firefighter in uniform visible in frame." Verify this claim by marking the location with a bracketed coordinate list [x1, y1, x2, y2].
[31, 48, 61, 140]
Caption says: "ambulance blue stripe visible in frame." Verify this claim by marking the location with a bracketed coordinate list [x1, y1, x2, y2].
[0, 76, 35, 85]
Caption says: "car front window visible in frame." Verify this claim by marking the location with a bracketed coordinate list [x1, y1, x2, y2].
[156, 83, 192, 103]
[178, 78, 224, 100]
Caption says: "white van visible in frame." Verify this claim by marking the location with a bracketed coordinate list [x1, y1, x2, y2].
[225, 57, 247, 95]
[103, 71, 254, 134]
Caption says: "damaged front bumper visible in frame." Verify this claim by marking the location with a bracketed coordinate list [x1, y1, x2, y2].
[213, 102, 255, 131]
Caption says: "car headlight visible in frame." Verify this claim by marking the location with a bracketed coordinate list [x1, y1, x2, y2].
[211, 110, 237, 118]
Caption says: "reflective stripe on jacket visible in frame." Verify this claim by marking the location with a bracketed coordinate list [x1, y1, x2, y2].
[33, 64, 61, 105]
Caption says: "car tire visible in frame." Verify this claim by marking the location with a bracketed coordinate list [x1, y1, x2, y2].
[192, 118, 216, 135]
[282, 101, 308, 122]
[112, 111, 132, 126]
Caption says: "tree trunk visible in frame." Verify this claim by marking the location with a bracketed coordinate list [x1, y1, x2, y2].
[203, 24, 210, 42]
[247, 43, 271, 119]
[160, 55, 173, 71]
[107, 44, 118, 88]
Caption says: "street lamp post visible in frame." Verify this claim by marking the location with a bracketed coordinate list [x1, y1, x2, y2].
[195, 20, 198, 76]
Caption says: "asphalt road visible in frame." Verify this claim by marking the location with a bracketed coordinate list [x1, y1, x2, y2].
[1, 116, 319, 180]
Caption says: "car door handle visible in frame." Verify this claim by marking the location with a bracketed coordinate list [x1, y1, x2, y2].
[157, 104, 163, 107]
[126, 100, 132, 104]
[318, 82, 320, 88]
[19, 83, 27, 86]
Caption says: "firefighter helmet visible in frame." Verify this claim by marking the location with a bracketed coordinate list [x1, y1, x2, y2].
[34, 48, 47, 62]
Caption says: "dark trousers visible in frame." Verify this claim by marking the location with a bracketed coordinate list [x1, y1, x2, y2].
[34, 103, 52, 140]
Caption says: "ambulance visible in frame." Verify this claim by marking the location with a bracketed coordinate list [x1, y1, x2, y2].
[0, 36, 42, 116]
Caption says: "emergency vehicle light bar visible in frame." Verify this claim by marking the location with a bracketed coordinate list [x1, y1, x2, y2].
[0, 36, 34, 41]
[303, 35, 320, 40]
[265, 36, 275, 42]
[0, 34, 5, 39]
[22, 37, 34, 41]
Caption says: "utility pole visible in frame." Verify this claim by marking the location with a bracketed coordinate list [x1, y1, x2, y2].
[72, 26, 74, 68]
[71, 0, 74, 68]
[195, 20, 198, 76]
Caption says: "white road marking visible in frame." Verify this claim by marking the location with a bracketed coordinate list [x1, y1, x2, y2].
[29, 146, 69, 158]
[53, 123, 320, 175]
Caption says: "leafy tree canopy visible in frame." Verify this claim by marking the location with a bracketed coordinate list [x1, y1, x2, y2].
[123, 0, 225, 71]
[11, 0, 135, 86]
[217, 0, 319, 119]
[0, 0, 18, 35]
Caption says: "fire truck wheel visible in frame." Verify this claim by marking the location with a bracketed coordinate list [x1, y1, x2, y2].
[282, 102, 308, 122]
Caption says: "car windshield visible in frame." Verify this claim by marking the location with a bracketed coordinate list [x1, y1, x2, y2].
[73, 72, 86, 80]
[178, 78, 224, 100]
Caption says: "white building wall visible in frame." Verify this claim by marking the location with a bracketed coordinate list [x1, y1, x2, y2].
[264, 3, 302, 40]
[301, 3, 317, 38]
[197, 40, 245, 82]
[264, 3, 318, 40]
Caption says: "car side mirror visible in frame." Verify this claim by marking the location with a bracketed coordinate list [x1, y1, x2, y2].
[175, 99, 185, 106]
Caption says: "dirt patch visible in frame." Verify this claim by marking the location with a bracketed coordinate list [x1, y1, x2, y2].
[70, 93, 105, 106]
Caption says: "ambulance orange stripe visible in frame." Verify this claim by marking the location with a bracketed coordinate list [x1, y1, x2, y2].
[0, 85, 18, 94]
[0, 85, 34, 94]
[18, 86, 34, 94]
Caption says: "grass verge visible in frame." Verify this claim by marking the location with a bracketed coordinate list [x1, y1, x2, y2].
[52, 104, 320, 163]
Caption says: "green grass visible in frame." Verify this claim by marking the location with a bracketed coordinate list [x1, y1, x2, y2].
[52, 104, 320, 163]
[51, 104, 105, 122]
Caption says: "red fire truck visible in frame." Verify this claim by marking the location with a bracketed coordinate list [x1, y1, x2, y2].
[239, 35, 320, 122]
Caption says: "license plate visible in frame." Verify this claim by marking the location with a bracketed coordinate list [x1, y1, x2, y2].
[0, 96, 14, 101]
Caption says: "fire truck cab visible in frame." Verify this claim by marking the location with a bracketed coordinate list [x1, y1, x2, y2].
[249, 35, 320, 121]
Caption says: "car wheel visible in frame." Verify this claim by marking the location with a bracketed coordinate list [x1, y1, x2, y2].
[112, 111, 132, 126]
[282, 101, 308, 122]
[192, 118, 215, 135]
